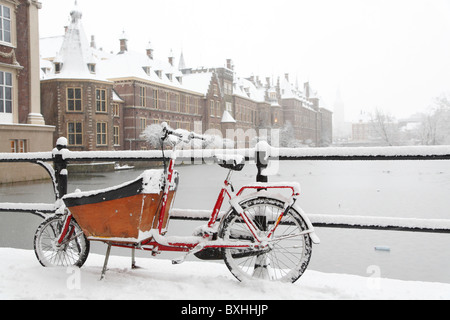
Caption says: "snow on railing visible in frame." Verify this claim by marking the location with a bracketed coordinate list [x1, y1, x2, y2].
[1, 140, 450, 232]
[169, 209, 450, 234]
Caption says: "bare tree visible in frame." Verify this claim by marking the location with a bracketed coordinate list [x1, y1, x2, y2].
[418, 93, 450, 145]
[369, 108, 398, 146]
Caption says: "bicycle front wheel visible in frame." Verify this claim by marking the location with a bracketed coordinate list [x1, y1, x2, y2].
[219, 197, 312, 283]
[34, 215, 90, 268]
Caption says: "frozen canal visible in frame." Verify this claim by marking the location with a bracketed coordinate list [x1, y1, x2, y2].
[1, 160, 450, 283]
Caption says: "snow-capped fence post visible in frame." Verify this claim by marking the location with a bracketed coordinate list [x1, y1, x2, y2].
[52, 137, 69, 199]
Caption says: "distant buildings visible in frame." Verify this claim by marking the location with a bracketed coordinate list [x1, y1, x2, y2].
[39, 3, 333, 151]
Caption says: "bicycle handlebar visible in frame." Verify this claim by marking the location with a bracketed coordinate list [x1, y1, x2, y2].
[161, 122, 206, 142]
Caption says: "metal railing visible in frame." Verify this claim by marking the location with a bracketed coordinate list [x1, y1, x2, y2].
[1, 140, 450, 233]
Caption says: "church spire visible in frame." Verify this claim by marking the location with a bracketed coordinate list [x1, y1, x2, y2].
[178, 50, 186, 71]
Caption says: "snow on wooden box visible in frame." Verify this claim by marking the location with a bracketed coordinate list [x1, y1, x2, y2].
[63, 170, 178, 242]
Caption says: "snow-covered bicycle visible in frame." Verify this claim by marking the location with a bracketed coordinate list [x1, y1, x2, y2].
[34, 123, 319, 282]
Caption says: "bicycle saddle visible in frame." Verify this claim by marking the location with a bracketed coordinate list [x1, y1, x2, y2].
[214, 154, 245, 171]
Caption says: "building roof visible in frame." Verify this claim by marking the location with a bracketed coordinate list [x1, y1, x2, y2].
[42, 3, 110, 82]
[221, 110, 236, 123]
[181, 72, 214, 95]
[233, 76, 265, 103]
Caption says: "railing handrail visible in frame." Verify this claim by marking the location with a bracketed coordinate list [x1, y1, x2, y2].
[2, 145, 450, 163]
[1, 141, 450, 233]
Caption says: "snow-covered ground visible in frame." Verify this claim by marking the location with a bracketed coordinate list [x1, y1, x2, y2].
[1, 248, 449, 300]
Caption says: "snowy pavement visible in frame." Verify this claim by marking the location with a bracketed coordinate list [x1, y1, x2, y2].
[0, 248, 449, 300]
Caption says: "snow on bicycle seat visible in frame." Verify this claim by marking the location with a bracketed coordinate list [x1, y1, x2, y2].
[214, 154, 245, 171]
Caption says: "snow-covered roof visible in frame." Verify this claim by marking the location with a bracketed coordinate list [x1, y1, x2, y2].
[221, 110, 236, 123]
[112, 90, 124, 102]
[42, 3, 111, 82]
[96, 50, 179, 86]
[40, 35, 64, 61]
[233, 76, 265, 103]
[279, 77, 317, 111]
[181, 72, 214, 95]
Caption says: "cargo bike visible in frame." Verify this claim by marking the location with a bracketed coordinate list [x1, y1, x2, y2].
[33, 123, 319, 283]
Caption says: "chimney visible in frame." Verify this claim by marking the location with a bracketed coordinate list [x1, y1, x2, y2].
[168, 49, 174, 66]
[146, 41, 154, 59]
[119, 30, 128, 53]
[304, 82, 310, 98]
[147, 49, 154, 59]
[226, 59, 234, 70]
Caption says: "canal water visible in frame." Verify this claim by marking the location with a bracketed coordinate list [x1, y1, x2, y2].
[1, 160, 450, 283]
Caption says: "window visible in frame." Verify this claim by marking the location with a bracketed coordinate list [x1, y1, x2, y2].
[226, 102, 232, 113]
[176, 94, 180, 112]
[54, 63, 63, 74]
[113, 103, 120, 117]
[140, 117, 146, 131]
[143, 66, 151, 75]
[0, 5, 11, 44]
[96, 122, 107, 146]
[216, 101, 220, 117]
[96, 89, 107, 112]
[67, 88, 82, 111]
[139, 87, 146, 107]
[67, 121, 83, 146]
[10, 140, 26, 153]
[153, 89, 158, 109]
[0, 71, 12, 115]
[88, 63, 96, 73]
[210, 100, 214, 117]
[113, 126, 120, 146]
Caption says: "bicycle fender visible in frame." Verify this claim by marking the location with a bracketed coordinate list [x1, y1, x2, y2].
[291, 203, 320, 244]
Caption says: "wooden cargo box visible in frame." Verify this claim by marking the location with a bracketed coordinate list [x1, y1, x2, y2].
[63, 170, 178, 242]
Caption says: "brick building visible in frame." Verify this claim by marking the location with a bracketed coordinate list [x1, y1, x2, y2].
[0, 0, 54, 183]
[40, 3, 332, 151]
[40, 5, 117, 151]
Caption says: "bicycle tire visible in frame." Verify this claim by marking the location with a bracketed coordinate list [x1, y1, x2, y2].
[34, 215, 90, 268]
[219, 196, 312, 283]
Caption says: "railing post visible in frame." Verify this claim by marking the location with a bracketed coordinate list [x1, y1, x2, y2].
[53, 137, 68, 199]
[255, 141, 269, 183]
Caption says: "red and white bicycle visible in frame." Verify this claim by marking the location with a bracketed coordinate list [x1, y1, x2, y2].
[33, 123, 319, 283]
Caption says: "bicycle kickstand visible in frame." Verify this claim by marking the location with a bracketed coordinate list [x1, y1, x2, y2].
[100, 243, 112, 280]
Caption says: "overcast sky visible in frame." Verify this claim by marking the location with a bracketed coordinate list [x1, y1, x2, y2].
[38, 0, 450, 122]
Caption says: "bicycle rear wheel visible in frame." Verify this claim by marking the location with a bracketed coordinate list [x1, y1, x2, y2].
[34, 215, 90, 268]
[219, 197, 312, 283]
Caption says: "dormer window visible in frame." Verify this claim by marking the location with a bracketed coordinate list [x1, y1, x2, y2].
[88, 63, 96, 74]
[155, 70, 162, 79]
[176, 76, 182, 85]
[143, 66, 151, 76]
[166, 73, 173, 81]
[54, 62, 63, 74]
